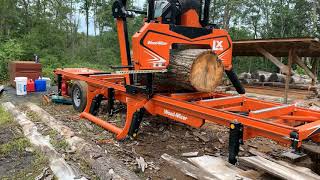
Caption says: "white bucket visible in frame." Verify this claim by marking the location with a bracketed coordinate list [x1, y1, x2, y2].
[42, 77, 51, 90]
[14, 77, 28, 96]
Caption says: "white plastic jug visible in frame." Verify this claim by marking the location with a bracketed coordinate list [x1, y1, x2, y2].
[14, 77, 28, 95]
[42, 77, 51, 90]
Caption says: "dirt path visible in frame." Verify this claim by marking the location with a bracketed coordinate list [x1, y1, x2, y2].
[244, 86, 313, 100]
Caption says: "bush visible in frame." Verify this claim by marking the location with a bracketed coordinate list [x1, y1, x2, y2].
[0, 40, 25, 82]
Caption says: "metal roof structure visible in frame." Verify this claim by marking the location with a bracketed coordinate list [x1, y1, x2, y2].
[233, 38, 320, 57]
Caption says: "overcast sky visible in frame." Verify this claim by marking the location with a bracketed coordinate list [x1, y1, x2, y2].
[79, 0, 146, 35]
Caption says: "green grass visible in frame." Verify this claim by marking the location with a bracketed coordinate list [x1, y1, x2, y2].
[47, 129, 69, 151]
[0, 105, 50, 180]
[0, 106, 13, 126]
[0, 138, 31, 157]
[2, 149, 50, 180]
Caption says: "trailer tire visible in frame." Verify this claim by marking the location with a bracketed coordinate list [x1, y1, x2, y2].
[71, 81, 88, 112]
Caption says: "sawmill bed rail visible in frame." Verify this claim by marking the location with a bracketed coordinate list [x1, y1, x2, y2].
[55, 67, 320, 164]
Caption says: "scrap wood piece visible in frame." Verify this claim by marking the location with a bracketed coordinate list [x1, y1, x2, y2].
[239, 156, 320, 180]
[136, 157, 147, 172]
[26, 102, 140, 180]
[0, 85, 4, 95]
[181, 152, 199, 157]
[276, 160, 320, 179]
[161, 153, 218, 180]
[188, 155, 252, 180]
[2, 102, 80, 180]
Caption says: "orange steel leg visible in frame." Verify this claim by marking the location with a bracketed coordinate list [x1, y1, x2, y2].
[80, 87, 147, 140]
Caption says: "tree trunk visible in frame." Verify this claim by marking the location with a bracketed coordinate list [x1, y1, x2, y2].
[154, 49, 224, 93]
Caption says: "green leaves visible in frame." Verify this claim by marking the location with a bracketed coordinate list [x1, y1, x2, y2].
[0, 40, 25, 82]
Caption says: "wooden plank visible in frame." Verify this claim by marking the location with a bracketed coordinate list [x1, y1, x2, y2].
[284, 49, 293, 104]
[26, 103, 140, 180]
[293, 53, 316, 81]
[311, 59, 319, 86]
[188, 156, 252, 180]
[161, 154, 217, 180]
[239, 156, 320, 180]
[256, 47, 290, 75]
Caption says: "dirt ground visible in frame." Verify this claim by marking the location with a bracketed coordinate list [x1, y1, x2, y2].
[0, 106, 50, 179]
[1, 86, 320, 179]
[244, 86, 314, 100]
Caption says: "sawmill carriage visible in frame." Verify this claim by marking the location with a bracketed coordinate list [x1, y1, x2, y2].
[54, 0, 320, 164]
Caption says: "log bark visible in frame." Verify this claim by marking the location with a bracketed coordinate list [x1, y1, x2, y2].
[251, 71, 271, 82]
[291, 74, 312, 84]
[2, 102, 80, 180]
[26, 103, 140, 180]
[251, 71, 272, 82]
[239, 72, 251, 80]
[252, 82, 317, 90]
[268, 73, 286, 83]
[154, 49, 224, 92]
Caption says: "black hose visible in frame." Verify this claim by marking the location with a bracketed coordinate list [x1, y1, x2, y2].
[225, 69, 246, 94]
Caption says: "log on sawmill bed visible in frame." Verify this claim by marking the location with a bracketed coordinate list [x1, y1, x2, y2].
[153, 49, 224, 92]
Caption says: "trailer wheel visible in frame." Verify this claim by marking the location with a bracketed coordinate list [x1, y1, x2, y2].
[71, 81, 88, 112]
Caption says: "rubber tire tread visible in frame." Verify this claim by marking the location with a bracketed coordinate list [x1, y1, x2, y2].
[71, 81, 88, 112]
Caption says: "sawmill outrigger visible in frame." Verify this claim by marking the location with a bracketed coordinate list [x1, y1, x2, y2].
[55, 0, 320, 164]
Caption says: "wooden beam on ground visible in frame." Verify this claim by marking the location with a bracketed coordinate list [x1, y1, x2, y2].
[188, 155, 253, 180]
[2, 102, 80, 180]
[256, 47, 290, 75]
[284, 49, 294, 104]
[26, 103, 140, 180]
[239, 156, 320, 180]
[161, 154, 217, 180]
[293, 53, 316, 81]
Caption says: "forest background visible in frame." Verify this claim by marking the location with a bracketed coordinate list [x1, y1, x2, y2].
[0, 0, 319, 82]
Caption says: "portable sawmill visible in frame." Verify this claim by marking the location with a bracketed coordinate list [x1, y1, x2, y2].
[54, 0, 320, 164]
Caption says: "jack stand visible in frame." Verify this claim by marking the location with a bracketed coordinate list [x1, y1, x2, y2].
[90, 94, 103, 116]
[281, 131, 306, 162]
[228, 122, 243, 165]
[128, 109, 145, 138]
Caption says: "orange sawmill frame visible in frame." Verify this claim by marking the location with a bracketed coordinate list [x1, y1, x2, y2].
[55, 67, 320, 148]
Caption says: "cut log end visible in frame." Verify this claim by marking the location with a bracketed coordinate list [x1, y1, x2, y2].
[190, 51, 224, 92]
[154, 49, 224, 93]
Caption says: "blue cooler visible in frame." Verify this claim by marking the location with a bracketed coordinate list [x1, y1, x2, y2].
[35, 79, 46, 92]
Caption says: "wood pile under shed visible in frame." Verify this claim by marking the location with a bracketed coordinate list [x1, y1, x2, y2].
[233, 38, 320, 101]
[239, 71, 317, 91]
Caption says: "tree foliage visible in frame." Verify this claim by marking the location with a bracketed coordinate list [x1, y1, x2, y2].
[0, 0, 319, 82]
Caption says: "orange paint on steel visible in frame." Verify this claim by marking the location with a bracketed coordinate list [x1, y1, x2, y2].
[80, 112, 122, 135]
[54, 66, 320, 146]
